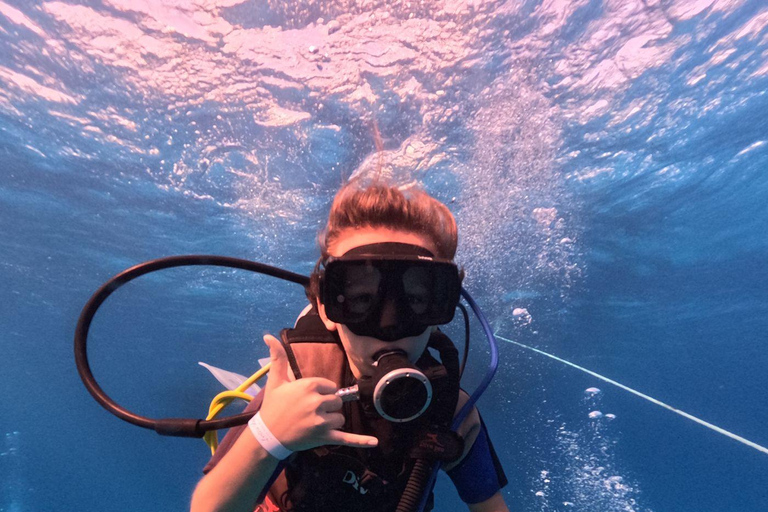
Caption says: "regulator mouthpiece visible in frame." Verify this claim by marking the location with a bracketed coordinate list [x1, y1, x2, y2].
[372, 351, 433, 422]
[336, 350, 433, 423]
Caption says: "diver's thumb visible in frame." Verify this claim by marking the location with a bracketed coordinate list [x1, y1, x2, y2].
[264, 334, 290, 389]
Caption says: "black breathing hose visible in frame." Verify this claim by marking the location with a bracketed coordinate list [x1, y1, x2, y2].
[395, 332, 461, 512]
[74, 255, 310, 437]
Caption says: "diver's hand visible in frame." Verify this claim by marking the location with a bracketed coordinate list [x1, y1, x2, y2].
[257, 334, 379, 454]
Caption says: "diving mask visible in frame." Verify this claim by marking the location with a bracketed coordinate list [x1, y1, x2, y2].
[317, 243, 461, 342]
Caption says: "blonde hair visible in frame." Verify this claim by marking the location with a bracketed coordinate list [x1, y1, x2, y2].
[319, 181, 458, 260]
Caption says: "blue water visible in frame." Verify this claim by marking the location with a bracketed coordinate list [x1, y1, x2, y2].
[2, 0, 767, 511]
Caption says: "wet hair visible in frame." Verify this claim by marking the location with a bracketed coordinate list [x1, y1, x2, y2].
[319, 180, 458, 260]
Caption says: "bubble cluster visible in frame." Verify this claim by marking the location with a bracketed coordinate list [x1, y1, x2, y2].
[512, 307, 533, 326]
[529, 387, 647, 511]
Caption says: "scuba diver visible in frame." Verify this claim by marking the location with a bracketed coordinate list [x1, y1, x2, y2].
[190, 181, 509, 512]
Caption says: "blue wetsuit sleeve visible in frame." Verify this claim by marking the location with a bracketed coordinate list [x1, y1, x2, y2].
[445, 417, 508, 504]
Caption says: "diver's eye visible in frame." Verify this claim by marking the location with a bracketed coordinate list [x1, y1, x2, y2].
[346, 294, 376, 314]
[406, 294, 429, 315]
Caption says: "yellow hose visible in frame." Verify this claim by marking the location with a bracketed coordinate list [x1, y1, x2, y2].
[204, 363, 271, 454]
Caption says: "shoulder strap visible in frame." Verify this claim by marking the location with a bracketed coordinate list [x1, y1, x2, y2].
[279, 307, 348, 387]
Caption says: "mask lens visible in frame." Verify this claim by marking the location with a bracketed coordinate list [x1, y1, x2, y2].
[403, 267, 431, 315]
[340, 264, 381, 317]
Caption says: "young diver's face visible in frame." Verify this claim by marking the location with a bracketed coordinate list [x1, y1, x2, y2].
[317, 227, 439, 379]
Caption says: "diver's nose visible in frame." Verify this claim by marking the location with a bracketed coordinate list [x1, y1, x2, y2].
[379, 298, 398, 328]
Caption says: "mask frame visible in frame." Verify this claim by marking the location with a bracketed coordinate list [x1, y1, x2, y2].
[316, 242, 462, 342]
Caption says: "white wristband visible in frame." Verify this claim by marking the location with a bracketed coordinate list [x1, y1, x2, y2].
[248, 412, 293, 460]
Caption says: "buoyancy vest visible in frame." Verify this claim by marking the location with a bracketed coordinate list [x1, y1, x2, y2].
[260, 309, 462, 512]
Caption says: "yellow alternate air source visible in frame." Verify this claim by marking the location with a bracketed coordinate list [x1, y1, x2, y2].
[204, 363, 272, 454]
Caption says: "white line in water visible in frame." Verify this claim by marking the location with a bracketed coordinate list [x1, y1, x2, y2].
[495, 334, 768, 456]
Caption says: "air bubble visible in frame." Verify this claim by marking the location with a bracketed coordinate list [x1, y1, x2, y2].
[512, 307, 532, 326]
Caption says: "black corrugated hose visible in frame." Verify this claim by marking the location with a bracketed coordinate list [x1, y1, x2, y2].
[396, 332, 461, 512]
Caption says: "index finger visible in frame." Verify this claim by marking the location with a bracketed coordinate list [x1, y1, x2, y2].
[325, 430, 379, 448]
[300, 377, 340, 395]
